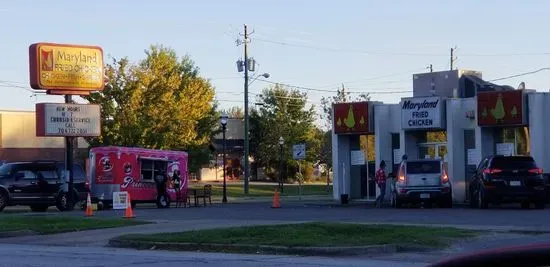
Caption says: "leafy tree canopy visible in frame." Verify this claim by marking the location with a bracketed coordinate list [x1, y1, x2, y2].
[84, 45, 218, 172]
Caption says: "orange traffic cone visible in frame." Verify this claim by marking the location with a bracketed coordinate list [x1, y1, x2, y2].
[123, 193, 135, 219]
[85, 193, 94, 217]
[271, 189, 280, 208]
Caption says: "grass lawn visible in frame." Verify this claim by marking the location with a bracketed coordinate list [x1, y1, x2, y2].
[119, 222, 477, 248]
[190, 183, 332, 198]
[0, 215, 148, 235]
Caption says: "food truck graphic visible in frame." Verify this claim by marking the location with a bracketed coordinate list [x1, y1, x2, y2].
[89, 146, 188, 209]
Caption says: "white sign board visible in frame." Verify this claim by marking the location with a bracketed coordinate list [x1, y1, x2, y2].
[393, 149, 404, 165]
[496, 143, 514, 156]
[350, 150, 365, 165]
[293, 144, 306, 160]
[36, 103, 101, 137]
[467, 148, 481, 166]
[113, 191, 129, 210]
[401, 97, 445, 130]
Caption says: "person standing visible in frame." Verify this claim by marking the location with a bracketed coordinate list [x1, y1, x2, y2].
[155, 170, 168, 208]
[375, 160, 388, 208]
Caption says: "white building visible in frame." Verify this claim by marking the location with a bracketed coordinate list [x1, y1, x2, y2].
[332, 69, 549, 204]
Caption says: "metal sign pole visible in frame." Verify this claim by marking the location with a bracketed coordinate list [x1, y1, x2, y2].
[65, 95, 75, 210]
[298, 160, 302, 201]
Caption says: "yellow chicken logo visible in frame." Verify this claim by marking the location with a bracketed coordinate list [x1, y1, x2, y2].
[40, 49, 53, 71]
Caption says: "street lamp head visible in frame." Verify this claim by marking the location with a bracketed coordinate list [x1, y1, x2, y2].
[261, 73, 270, 79]
[279, 136, 284, 145]
[220, 113, 229, 126]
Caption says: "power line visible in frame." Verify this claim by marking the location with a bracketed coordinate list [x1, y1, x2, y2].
[253, 37, 446, 56]
[254, 78, 412, 95]
[316, 68, 426, 88]
[489, 68, 550, 82]
[253, 37, 550, 58]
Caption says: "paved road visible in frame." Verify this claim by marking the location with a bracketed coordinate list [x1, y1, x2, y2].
[2, 201, 549, 266]
[55, 201, 550, 230]
[0, 244, 427, 267]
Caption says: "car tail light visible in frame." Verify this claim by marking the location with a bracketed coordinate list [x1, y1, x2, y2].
[483, 168, 502, 174]
[398, 174, 405, 182]
[441, 172, 449, 183]
[528, 168, 543, 175]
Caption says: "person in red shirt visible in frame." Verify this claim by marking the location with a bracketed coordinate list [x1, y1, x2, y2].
[375, 160, 388, 208]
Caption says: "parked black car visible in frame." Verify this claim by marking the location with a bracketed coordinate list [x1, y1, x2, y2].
[0, 161, 89, 212]
[468, 155, 546, 209]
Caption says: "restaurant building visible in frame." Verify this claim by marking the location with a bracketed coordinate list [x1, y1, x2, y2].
[332, 69, 548, 203]
[0, 110, 89, 163]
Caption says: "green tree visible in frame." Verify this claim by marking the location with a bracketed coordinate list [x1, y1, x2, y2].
[84, 45, 217, 172]
[250, 84, 320, 181]
[220, 106, 244, 119]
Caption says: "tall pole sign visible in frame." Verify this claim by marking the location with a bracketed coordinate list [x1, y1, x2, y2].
[29, 42, 104, 210]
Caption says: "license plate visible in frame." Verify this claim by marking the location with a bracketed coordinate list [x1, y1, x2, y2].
[510, 181, 521, 186]
[420, 193, 430, 199]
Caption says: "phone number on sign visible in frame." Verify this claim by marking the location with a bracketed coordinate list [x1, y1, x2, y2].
[57, 128, 89, 135]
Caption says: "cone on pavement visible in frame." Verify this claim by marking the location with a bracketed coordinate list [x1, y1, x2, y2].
[271, 189, 280, 208]
[123, 193, 135, 219]
[84, 193, 94, 217]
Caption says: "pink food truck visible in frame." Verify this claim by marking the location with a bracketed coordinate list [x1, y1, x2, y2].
[89, 146, 188, 209]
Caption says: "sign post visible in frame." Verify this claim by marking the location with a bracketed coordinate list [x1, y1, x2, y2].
[292, 144, 306, 200]
[29, 42, 104, 209]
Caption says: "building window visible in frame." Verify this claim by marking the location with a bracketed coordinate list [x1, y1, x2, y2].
[494, 127, 530, 156]
[360, 135, 376, 162]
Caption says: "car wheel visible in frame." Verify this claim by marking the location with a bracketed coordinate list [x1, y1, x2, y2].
[156, 194, 170, 208]
[440, 196, 453, 208]
[393, 193, 403, 208]
[478, 189, 488, 209]
[29, 205, 49, 212]
[469, 190, 478, 208]
[535, 201, 545, 210]
[56, 193, 76, 212]
[0, 191, 8, 212]
[521, 201, 531, 209]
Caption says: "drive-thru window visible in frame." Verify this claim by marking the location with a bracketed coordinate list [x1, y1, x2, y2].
[400, 96, 447, 162]
[331, 101, 377, 202]
[477, 90, 529, 157]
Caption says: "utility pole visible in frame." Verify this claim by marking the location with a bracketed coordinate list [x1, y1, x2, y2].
[243, 24, 251, 195]
[450, 47, 456, 70]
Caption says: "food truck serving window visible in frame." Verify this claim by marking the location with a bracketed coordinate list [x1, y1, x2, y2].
[140, 158, 168, 182]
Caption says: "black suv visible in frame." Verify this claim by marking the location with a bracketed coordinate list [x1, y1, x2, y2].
[0, 161, 89, 212]
[469, 155, 546, 209]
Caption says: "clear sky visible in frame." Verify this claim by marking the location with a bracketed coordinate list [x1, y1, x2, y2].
[1, 0, 549, 114]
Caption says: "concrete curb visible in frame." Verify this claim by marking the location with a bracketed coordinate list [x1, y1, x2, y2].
[0, 230, 38, 238]
[108, 237, 431, 256]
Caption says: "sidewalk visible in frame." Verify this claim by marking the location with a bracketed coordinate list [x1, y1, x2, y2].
[223, 194, 334, 204]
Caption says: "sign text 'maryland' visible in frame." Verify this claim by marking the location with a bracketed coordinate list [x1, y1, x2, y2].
[29, 43, 104, 92]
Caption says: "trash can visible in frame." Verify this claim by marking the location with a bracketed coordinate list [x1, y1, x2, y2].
[340, 194, 349, 204]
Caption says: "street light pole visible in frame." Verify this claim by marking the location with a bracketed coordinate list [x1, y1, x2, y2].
[278, 136, 284, 193]
[220, 114, 229, 204]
